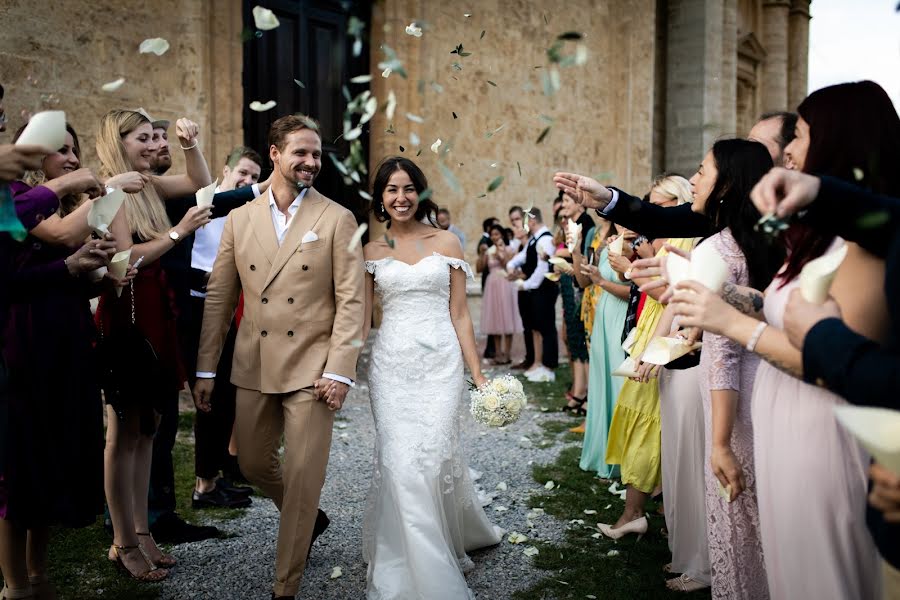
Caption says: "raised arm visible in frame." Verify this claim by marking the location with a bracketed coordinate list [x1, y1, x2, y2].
[150, 118, 213, 200]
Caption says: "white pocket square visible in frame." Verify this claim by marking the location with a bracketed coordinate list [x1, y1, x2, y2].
[301, 231, 319, 243]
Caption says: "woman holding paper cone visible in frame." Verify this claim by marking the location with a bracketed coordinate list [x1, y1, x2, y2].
[96, 108, 212, 582]
[1, 123, 131, 599]
[672, 82, 899, 600]
[477, 224, 522, 365]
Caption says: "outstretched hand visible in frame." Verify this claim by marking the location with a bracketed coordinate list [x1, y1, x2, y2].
[552, 172, 613, 211]
[750, 167, 820, 218]
[315, 378, 350, 411]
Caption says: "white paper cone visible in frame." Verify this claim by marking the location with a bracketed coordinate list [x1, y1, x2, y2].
[566, 220, 582, 253]
[15, 111, 66, 149]
[642, 336, 702, 365]
[109, 249, 132, 297]
[612, 356, 639, 378]
[834, 405, 900, 475]
[666, 253, 691, 287]
[690, 242, 730, 292]
[621, 327, 638, 353]
[195, 179, 218, 209]
[87, 189, 126, 237]
[800, 244, 848, 304]
[608, 235, 624, 256]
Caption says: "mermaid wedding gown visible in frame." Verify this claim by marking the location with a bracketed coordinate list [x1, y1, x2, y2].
[362, 253, 504, 600]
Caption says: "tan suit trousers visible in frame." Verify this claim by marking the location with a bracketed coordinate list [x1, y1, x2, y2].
[234, 386, 334, 597]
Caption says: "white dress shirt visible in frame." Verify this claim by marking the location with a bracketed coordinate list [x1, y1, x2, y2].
[197, 186, 353, 388]
[598, 188, 622, 216]
[507, 226, 555, 290]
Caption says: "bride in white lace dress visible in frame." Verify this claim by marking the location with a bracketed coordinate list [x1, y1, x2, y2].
[361, 157, 503, 599]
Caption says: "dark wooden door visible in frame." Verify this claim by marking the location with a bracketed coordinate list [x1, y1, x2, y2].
[242, 0, 371, 221]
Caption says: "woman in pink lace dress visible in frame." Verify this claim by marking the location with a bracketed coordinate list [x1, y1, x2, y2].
[683, 139, 785, 599]
[477, 224, 522, 364]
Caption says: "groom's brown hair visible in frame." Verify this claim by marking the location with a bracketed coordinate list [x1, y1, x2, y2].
[268, 114, 321, 151]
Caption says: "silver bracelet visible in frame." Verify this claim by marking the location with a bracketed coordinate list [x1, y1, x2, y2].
[180, 141, 198, 150]
[745, 321, 768, 352]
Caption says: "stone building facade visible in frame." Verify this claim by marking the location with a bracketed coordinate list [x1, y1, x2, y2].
[0, 0, 809, 261]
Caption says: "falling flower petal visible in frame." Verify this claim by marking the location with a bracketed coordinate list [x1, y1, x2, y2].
[487, 80, 498, 87]
[345, 127, 363, 141]
[350, 74, 373, 84]
[584, 509, 597, 515]
[358, 190, 373, 201]
[252, 6, 280, 30]
[523, 546, 540, 557]
[853, 167, 865, 181]
[406, 113, 424, 124]
[405, 23, 423, 37]
[487, 176, 504, 193]
[544, 480, 555, 490]
[536, 126, 552, 144]
[294, 78, 306, 88]
[385, 90, 397, 121]
[430, 138, 442, 153]
[409, 132, 420, 147]
[508, 532, 528, 544]
[496, 482, 508, 491]
[382, 67, 392, 78]
[452, 111, 458, 119]
[249, 100, 276, 112]
[347, 223, 368, 251]
[101, 78, 125, 92]
[330, 566, 343, 579]
[604, 504, 612, 509]
[464, 12, 472, 17]
[606, 550, 620, 557]
[360, 96, 378, 125]
[139, 38, 170, 56]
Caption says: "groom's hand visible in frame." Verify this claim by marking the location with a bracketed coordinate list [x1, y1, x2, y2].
[315, 378, 349, 411]
[193, 378, 215, 413]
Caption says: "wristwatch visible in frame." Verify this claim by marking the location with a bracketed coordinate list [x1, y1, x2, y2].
[168, 230, 181, 244]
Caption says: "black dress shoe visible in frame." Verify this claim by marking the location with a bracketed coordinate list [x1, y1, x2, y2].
[150, 512, 221, 544]
[308, 509, 330, 554]
[218, 477, 253, 497]
[192, 486, 252, 509]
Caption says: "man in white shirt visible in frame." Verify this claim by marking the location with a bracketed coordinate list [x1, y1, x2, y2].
[507, 207, 558, 381]
[436, 207, 466, 248]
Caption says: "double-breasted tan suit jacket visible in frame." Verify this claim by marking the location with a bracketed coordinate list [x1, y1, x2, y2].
[197, 187, 365, 394]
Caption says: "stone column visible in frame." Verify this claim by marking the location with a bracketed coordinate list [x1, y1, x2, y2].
[761, 0, 791, 111]
[788, 0, 811, 110]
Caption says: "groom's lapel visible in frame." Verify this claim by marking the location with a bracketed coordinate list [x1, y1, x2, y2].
[264, 187, 327, 290]
[249, 196, 279, 266]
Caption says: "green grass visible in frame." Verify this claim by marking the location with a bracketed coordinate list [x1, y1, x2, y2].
[17, 407, 247, 599]
[512, 364, 712, 600]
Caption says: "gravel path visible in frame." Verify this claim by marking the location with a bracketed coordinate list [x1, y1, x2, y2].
[160, 332, 572, 599]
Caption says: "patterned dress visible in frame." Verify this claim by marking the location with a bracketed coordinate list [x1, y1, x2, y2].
[697, 230, 769, 600]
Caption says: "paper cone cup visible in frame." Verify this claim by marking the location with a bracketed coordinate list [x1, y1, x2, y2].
[109, 249, 131, 297]
[690, 242, 730, 292]
[642, 336, 702, 366]
[15, 110, 66, 149]
[612, 356, 640, 378]
[666, 253, 691, 287]
[608, 235, 624, 256]
[88, 189, 126, 237]
[196, 179, 218, 208]
[834, 405, 900, 475]
[621, 327, 638, 353]
[800, 244, 848, 304]
[544, 272, 561, 282]
[566, 220, 582, 253]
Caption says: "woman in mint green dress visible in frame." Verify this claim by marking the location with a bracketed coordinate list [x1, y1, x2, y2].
[577, 244, 630, 478]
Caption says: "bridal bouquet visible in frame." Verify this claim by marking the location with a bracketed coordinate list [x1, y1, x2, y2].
[470, 375, 527, 427]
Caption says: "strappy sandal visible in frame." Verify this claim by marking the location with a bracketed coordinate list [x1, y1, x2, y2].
[666, 574, 710, 592]
[0, 584, 35, 599]
[563, 396, 586, 415]
[109, 544, 169, 582]
[137, 532, 177, 567]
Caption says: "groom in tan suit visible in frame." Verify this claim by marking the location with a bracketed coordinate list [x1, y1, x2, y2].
[194, 115, 365, 599]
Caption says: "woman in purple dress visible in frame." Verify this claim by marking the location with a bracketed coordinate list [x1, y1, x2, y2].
[676, 139, 784, 599]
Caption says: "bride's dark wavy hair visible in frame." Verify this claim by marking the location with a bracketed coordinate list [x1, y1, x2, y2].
[370, 156, 439, 227]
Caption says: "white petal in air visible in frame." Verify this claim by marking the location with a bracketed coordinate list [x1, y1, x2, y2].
[345, 127, 363, 141]
[350, 74, 373, 84]
[385, 90, 397, 121]
[139, 38, 170, 56]
[347, 223, 368, 251]
[360, 96, 378, 125]
[430, 138, 442, 153]
[405, 23, 423, 37]
[406, 113, 425, 124]
[523, 546, 540, 557]
[252, 6, 281, 30]
[382, 67, 393, 78]
[249, 100, 277, 112]
[101, 78, 125, 92]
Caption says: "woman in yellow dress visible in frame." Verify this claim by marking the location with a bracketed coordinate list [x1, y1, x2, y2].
[597, 176, 696, 539]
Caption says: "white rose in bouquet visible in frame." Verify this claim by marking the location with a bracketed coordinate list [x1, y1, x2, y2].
[469, 375, 529, 427]
[492, 378, 510, 394]
[509, 378, 524, 395]
[482, 394, 501, 411]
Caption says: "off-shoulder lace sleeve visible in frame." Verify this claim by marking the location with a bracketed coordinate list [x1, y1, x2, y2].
[365, 261, 378, 275]
[441, 254, 474, 280]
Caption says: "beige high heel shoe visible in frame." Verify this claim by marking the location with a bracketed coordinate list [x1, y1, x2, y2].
[108, 544, 169, 582]
[0, 584, 35, 599]
[27, 576, 55, 600]
[596, 515, 648, 540]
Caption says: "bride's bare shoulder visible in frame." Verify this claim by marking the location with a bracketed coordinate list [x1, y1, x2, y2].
[364, 238, 392, 262]
[422, 228, 464, 259]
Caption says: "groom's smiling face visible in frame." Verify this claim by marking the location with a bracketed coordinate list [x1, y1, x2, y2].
[271, 128, 322, 189]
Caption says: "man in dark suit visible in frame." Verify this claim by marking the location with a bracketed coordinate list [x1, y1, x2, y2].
[753, 167, 900, 578]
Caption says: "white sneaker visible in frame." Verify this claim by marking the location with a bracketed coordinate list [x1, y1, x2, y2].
[527, 366, 556, 382]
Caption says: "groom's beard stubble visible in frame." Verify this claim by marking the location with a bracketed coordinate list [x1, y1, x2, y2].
[281, 163, 318, 191]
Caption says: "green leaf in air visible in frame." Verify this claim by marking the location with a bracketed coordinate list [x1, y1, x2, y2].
[487, 176, 505, 193]
[536, 126, 552, 144]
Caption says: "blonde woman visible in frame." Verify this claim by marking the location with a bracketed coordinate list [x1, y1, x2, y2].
[98, 109, 212, 582]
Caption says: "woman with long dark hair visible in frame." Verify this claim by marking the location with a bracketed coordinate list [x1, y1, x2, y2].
[361, 157, 502, 599]
[672, 81, 898, 600]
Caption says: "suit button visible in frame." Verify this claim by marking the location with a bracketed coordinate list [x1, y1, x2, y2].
[302, 265, 309, 271]
[287, 330, 294, 337]
[250, 264, 256, 271]
[262, 297, 268, 304]
[287, 298, 294, 304]
[261, 330, 267, 337]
